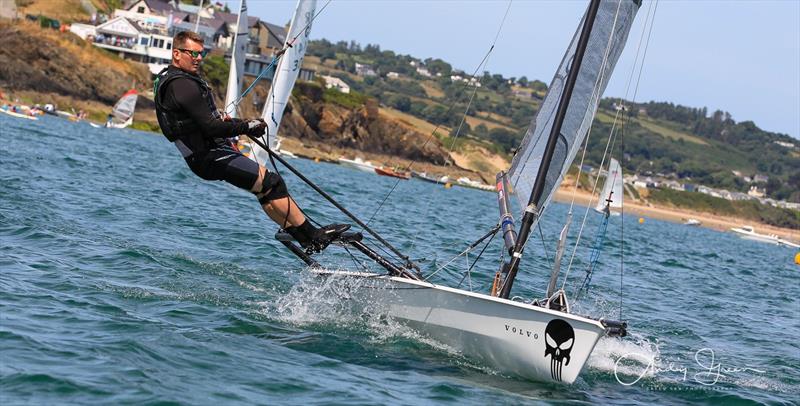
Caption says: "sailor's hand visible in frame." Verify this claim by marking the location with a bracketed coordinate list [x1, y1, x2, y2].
[275, 47, 288, 57]
[244, 119, 267, 137]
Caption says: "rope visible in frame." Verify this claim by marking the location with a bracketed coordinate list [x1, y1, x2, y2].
[456, 227, 499, 290]
[557, 0, 624, 292]
[620, 0, 659, 320]
[224, 0, 333, 113]
[560, 0, 659, 313]
[363, 0, 514, 241]
[425, 225, 500, 282]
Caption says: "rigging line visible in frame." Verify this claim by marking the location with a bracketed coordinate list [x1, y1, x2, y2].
[225, 0, 333, 112]
[244, 135, 417, 269]
[562, 0, 658, 295]
[456, 226, 499, 288]
[565, 0, 624, 213]
[253, 0, 334, 160]
[557, 1, 627, 291]
[620, 0, 658, 320]
[363, 0, 514, 232]
[425, 225, 500, 281]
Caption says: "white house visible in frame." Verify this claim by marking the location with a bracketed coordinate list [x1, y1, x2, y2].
[747, 185, 765, 198]
[90, 16, 174, 74]
[355, 63, 376, 77]
[386, 72, 400, 79]
[320, 75, 350, 94]
[416, 67, 432, 77]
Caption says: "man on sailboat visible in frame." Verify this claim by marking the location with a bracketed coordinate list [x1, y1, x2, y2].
[154, 31, 349, 253]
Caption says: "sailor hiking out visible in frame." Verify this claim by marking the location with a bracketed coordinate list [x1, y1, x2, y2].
[154, 30, 348, 252]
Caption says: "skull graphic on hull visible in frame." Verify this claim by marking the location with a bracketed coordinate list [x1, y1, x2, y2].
[544, 319, 575, 382]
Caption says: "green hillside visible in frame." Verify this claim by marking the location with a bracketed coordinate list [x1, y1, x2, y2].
[306, 39, 800, 204]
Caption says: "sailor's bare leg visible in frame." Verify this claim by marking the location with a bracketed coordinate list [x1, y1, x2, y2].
[251, 166, 305, 227]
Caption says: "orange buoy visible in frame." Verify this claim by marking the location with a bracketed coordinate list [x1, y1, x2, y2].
[638, 217, 645, 224]
[795, 252, 800, 265]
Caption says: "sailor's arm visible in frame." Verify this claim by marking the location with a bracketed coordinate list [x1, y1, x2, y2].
[170, 78, 247, 138]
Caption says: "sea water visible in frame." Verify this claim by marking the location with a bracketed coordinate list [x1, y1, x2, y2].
[1, 115, 797, 405]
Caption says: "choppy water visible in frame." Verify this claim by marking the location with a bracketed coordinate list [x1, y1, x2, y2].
[1, 114, 798, 405]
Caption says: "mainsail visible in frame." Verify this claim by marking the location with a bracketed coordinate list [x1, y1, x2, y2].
[595, 157, 623, 212]
[223, 0, 248, 118]
[251, 0, 317, 163]
[109, 89, 137, 128]
[508, 0, 639, 223]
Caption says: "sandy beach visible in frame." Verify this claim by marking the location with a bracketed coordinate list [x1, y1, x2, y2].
[275, 138, 800, 245]
[554, 186, 800, 244]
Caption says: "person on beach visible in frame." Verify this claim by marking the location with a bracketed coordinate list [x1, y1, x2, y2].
[153, 31, 349, 253]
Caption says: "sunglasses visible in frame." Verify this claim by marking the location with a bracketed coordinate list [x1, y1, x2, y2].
[178, 48, 208, 58]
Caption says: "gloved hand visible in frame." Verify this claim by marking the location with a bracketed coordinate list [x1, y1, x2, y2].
[244, 119, 267, 137]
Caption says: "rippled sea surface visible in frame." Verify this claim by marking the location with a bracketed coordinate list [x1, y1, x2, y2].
[1, 115, 798, 405]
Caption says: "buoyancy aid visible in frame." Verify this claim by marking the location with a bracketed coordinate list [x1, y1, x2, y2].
[153, 66, 221, 150]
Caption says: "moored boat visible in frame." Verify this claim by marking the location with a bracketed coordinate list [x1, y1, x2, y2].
[730, 225, 800, 248]
[0, 107, 38, 120]
[454, 176, 494, 192]
[338, 157, 377, 173]
[375, 167, 410, 180]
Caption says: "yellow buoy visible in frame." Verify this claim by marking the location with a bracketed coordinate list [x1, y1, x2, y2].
[314, 157, 320, 163]
[638, 217, 645, 224]
[444, 182, 452, 189]
[795, 252, 800, 265]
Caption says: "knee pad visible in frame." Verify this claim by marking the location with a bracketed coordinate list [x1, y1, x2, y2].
[257, 171, 289, 204]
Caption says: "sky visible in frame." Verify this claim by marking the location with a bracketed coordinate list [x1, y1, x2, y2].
[235, 0, 800, 139]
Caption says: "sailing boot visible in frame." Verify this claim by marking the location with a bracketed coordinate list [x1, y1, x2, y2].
[292, 220, 351, 254]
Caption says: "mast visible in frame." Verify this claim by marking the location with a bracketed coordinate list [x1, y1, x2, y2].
[193, 0, 204, 33]
[499, 0, 601, 299]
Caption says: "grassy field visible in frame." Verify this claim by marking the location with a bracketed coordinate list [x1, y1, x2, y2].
[637, 116, 709, 145]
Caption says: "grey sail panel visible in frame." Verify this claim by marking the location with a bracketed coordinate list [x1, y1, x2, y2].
[508, 0, 639, 221]
[112, 89, 138, 123]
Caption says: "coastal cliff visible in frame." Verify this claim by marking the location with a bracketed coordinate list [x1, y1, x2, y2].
[0, 21, 151, 106]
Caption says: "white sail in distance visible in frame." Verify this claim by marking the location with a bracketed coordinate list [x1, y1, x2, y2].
[594, 157, 623, 213]
[223, 0, 248, 118]
[252, 0, 317, 163]
[508, 0, 639, 224]
[109, 89, 137, 128]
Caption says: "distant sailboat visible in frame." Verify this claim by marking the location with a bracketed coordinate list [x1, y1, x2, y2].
[223, 0, 248, 119]
[594, 157, 623, 215]
[91, 89, 137, 129]
[250, 0, 317, 163]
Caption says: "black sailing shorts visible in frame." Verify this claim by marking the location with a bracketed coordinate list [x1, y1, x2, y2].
[185, 145, 259, 191]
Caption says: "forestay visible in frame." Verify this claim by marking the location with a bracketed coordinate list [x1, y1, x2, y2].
[507, 0, 639, 222]
[223, 0, 249, 118]
[252, 0, 317, 162]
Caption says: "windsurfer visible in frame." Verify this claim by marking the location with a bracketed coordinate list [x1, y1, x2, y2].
[154, 31, 349, 253]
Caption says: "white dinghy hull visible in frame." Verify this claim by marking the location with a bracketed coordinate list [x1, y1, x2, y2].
[313, 269, 605, 384]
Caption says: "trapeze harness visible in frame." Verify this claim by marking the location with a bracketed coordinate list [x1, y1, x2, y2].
[153, 66, 287, 203]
